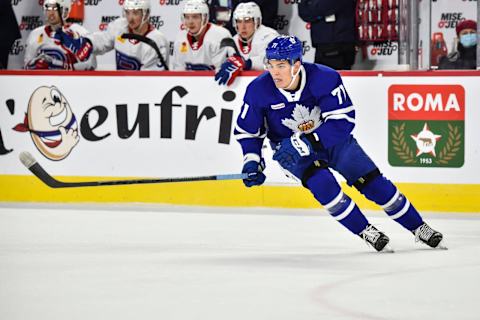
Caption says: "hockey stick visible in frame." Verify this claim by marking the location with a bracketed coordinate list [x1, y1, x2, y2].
[220, 37, 241, 56]
[19, 151, 248, 189]
[121, 33, 169, 70]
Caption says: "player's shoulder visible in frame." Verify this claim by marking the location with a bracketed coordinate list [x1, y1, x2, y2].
[68, 23, 90, 35]
[245, 72, 276, 103]
[256, 25, 279, 38]
[304, 62, 339, 76]
[252, 26, 278, 46]
[107, 17, 128, 34]
[26, 26, 45, 43]
[174, 28, 188, 42]
[28, 26, 45, 37]
[146, 27, 168, 43]
[206, 23, 232, 40]
[304, 62, 342, 88]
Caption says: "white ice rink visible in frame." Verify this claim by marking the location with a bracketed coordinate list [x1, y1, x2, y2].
[0, 203, 479, 320]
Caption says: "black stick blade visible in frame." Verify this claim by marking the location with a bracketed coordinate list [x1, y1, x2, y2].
[19, 151, 69, 188]
[19, 151, 247, 189]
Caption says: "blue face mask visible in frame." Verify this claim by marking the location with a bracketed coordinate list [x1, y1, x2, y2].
[460, 33, 477, 48]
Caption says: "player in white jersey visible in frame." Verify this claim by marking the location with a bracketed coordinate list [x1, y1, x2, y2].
[86, 0, 169, 70]
[214, 2, 278, 86]
[171, 0, 233, 71]
[24, 0, 96, 70]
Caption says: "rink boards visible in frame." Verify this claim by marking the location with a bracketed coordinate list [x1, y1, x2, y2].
[0, 70, 479, 212]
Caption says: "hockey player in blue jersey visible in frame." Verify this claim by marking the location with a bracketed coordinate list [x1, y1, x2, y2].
[234, 35, 444, 252]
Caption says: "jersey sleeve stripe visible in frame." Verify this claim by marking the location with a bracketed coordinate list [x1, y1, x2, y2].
[234, 124, 267, 140]
[322, 105, 354, 117]
[324, 114, 355, 124]
[243, 153, 261, 164]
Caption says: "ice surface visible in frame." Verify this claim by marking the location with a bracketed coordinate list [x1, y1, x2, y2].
[0, 203, 479, 320]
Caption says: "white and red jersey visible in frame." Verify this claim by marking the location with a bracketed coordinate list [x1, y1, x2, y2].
[171, 23, 233, 71]
[233, 25, 278, 70]
[24, 24, 96, 70]
[88, 18, 169, 71]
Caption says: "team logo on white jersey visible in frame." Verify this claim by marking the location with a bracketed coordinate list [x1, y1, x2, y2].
[281, 104, 321, 133]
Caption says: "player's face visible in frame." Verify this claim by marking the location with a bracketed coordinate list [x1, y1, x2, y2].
[236, 18, 256, 40]
[125, 9, 145, 31]
[183, 13, 203, 34]
[44, 4, 62, 26]
[266, 60, 301, 89]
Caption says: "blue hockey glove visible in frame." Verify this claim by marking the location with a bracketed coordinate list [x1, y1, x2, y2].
[273, 132, 314, 169]
[215, 56, 251, 86]
[54, 28, 93, 62]
[242, 159, 266, 187]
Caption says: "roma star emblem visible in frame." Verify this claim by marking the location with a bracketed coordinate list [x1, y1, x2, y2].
[410, 123, 442, 157]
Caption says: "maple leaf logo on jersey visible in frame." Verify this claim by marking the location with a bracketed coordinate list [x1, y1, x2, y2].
[282, 104, 321, 133]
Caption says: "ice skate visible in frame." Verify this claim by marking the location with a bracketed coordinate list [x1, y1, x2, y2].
[359, 224, 393, 252]
[413, 223, 447, 249]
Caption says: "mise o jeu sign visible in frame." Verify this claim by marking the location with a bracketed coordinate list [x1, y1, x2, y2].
[388, 84, 464, 168]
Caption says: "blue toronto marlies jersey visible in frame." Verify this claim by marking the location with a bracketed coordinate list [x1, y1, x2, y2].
[235, 62, 356, 158]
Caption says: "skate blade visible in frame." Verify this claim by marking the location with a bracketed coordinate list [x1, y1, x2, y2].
[434, 239, 448, 250]
[417, 239, 448, 250]
[379, 244, 395, 253]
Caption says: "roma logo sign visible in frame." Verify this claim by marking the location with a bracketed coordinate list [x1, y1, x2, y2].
[388, 84, 464, 167]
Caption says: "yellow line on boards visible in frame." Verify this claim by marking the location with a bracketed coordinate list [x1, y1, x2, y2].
[0, 175, 478, 213]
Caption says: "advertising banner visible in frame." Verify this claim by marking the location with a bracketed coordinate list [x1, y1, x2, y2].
[1, 72, 480, 185]
[1, 71, 480, 211]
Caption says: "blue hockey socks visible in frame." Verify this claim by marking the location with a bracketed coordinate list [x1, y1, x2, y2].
[306, 169, 368, 235]
[359, 174, 423, 231]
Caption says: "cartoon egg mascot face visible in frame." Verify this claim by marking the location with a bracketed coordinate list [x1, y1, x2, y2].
[27, 86, 79, 160]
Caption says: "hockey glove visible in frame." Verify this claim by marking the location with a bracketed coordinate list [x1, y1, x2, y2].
[242, 159, 266, 187]
[215, 56, 251, 86]
[27, 53, 53, 70]
[31, 57, 50, 69]
[273, 132, 315, 170]
[54, 28, 93, 62]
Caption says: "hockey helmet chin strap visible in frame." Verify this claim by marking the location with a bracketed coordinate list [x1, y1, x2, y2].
[283, 62, 301, 90]
[125, 9, 150, 34]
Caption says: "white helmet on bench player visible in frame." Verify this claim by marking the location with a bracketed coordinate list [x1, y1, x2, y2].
[182, 0, 209, 36]
[123, 0, 151, 26]
[43, 0, 71, 21]
[233, 2, 262, 31]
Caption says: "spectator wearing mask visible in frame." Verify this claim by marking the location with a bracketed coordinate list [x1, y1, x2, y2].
[439, 19, 477, 70]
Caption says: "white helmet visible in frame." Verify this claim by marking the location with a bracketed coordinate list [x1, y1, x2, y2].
[123, 0, 150, 26]
[43, 0, 71, 21]
[123, 0, 150, 11]
[182, 0, 209, 21]
[233, 2, 262, 30]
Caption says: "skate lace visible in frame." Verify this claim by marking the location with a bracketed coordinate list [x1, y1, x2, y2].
[361, 225, 380, 245]
[414, 224, 434, 243]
